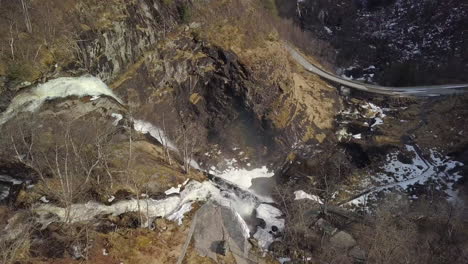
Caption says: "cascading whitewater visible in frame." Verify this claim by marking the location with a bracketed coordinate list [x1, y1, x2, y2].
[0, 75, 284, 249]
[0, 76, 123, 125]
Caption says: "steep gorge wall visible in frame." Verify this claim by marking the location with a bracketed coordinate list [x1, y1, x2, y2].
[0, 0, 183, 92]
[0, 0, 341, 169]
[75, 0, 182, 82]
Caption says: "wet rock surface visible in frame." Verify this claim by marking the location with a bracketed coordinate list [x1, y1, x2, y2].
[0, 163, 36, 205]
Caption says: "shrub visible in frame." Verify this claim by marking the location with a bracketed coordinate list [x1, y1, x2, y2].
[6, 60, 34, 81]
[179, 3, 192, 24]
[162, 0, 173, 5]
[261, 0, 278, 16]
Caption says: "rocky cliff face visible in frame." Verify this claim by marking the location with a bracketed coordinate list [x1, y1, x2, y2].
[112, 30, 340, 169]
[0, 0, 340, 163]
[0, 1, 343, 263]
[3, 1, 466, 263]
[75, 0, 181, 82]
[0, 0, 182, 103]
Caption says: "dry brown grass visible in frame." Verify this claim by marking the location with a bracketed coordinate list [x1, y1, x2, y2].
[0, 0, 78, 82]
[187, 0, 340, 145]
[191, 0, 291, 87]
[0, 210, 34, 264]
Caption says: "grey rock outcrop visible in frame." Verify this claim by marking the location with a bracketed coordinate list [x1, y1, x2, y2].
[329, 231, 357, 249]
[349, 246, 367, 261]
[77, 0, 180, 83]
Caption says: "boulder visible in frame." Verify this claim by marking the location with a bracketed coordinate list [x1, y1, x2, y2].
[349, 246, 366, 261]
[314, 218, 337, 236]
[329, 231, 356, 249]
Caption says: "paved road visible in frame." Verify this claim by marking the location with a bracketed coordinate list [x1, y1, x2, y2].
[286, 45, 468, 97]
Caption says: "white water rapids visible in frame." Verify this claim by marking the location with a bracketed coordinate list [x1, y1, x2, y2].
[1, 75, 284, 249]
[0, 76, 123, 125]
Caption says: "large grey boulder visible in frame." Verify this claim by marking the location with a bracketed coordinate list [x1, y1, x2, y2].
[349, 246, 366, 262]
[192, 203, 252, 264]
[329, 231, 357, 249]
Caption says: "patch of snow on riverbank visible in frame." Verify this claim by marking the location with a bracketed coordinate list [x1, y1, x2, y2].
[132, 119, 201, 170]
[294, 190, 323, 204]
[165, 186, 181, 195]
[215, 165, 273, 189]
[35, 181, 212, 225]
[111, 113, 123, 125]
[0, 175, 24, 185]
[209, 159, 274, 189]
[167, 202, 193, 225]
[0, 185, 9, 201]
[0, 175, 27, 202]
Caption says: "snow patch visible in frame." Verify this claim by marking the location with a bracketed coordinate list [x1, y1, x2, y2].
[209, 159, 274, 190]
[216, 166, 273, 189]
[165, 186, 181, 195]
[346, 145, 464, 208]
[111, 113, 123, 126]
[167, 202, 193, 225]
[294, 190, 323, 204]
[375, 146, 462, 192]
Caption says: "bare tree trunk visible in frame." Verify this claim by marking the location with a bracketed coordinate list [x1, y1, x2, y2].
[159, 113, 172, 165]
[181, 126, 195, 174]
[21, 0, 32, 33]
[126, 115, 133, 184]
[9, 23, 15, 60]
[183, 128, 189, 173]
[176, 209, 199, 264]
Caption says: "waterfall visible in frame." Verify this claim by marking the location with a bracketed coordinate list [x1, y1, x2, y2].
[0, 76, 123, 125]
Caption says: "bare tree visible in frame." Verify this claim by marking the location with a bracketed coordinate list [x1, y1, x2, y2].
[20, 0, 32, 34]
[157, 113, 173, 165]
[9, 22, 15, 60]
[0, 213, 33, 264]
[178, 124, 197, 174]
[7, 117, 115, 222]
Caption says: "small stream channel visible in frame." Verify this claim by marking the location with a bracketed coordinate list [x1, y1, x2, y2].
[0, 75, 286, 251]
